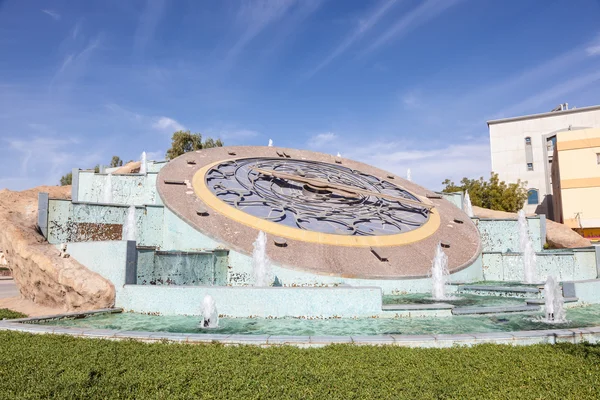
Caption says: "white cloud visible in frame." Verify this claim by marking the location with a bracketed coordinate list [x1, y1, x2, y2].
[347, 140, 491, 190]
[402, 91, 420, 108]
[309, 132, 338, 148]
[41, 9, 61, 20]
[306, 133, 491, 191]
[144, 150, 165, 162]
[152, 117, 186, 133]
[587, 45, 600, 56]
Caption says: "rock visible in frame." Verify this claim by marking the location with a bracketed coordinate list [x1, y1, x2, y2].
[472, 206, 592, 249]
[112, 161, 142, 174]
[0, 185, 115, 311]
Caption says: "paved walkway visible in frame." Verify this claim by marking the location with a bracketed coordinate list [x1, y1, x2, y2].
[0, 280, 19, 299]
[0, 279, 63, 316]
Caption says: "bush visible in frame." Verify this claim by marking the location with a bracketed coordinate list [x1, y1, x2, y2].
[442, 172, 528, 213]
[0, 332, 599, 399]
[0, 309, 27, 320]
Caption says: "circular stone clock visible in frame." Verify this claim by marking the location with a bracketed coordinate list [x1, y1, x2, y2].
[157, 147, 481, 278]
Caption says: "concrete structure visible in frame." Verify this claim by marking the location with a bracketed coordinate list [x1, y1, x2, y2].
[33, 148, 600, 318]
[552, 128, 600, 242]
[488, 104, 600, 217]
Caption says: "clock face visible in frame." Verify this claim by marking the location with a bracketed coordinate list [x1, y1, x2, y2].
[204, 157, 429, 237]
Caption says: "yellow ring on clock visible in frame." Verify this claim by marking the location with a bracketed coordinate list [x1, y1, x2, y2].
[193, 159, 440, 247]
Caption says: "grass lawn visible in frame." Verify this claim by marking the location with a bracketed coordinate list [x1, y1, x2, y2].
[0, 331, 599, 399]
[0, 309, 26, 320]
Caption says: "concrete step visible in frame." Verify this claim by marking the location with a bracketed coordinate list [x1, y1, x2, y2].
[526, 297, 578, 305]
[451, 305, 540, 315]
[382, 303, 455, 311]
[457, 285, 541, 298]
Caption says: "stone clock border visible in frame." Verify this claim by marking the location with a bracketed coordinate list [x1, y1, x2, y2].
[157, 146, 481, 278]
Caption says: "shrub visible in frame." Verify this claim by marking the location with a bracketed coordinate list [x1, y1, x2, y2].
[0, 309, 27, 320]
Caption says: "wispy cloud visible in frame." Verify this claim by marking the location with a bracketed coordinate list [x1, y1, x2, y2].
[363, 0, 462, 55]
[311, 134, 490, 189]
[587, 45, 600, 56]
[3, 136, 102, 189]
[106, 104, 186, 135]
[226, 0, 297, 63]
[402, 91, 420, 109]
[134, 0, 167, 57]
[41, 9, 61, 21]
[152, 117, 186, 133]
[309, 132, 339, 148]
[306, 0, 398, 78]
[495, 69, 600, 118]
[50, 34, 102, 90]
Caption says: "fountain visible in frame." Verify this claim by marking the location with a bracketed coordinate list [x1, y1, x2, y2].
[268, 139, 273, 147]
[406, 169, 412, 182]
[103, 173, 113, 204]
[543, 276, 566, 323]
[430, 243, 450, 300]
[140, 151, 147, 175]
[518, 209, 536, 283]
[252, 231, 272, 286]
[200, 295, 219, 328]
[123, 206, 137, 241]
[463, 190, 474, 217]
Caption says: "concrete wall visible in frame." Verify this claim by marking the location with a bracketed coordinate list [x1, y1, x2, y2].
[118, 285, 383, 318]
[67, 241, 129, 306]
[477, 217, 543, 252]
[482, 248, 597, 282]
[66, 240, 384, 318]
[441, 192, 463, 210]
[77, 171, 162, 206]
[488, 106, 600, 215]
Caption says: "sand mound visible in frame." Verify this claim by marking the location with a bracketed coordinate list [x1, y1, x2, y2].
[0, 185, 115, 311]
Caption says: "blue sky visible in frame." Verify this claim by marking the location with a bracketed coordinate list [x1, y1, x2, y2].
[1, 0, 599, 191]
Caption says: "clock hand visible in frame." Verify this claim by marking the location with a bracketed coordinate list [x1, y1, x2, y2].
[251, 167, 433, 210]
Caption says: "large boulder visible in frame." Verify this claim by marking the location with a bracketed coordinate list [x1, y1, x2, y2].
[0, 186, 115, 311]
[472, 206, 592, 249]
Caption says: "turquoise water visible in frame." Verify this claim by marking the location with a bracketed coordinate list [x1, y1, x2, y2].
[42, 305, 600, 336]
[383, 293, 526, 307]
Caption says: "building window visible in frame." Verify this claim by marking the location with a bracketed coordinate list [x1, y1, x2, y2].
[597, 153, 600, 165]
[527, 163, 534, 171]
[527, 189, 539, 205]
[525, 137, 532, 145]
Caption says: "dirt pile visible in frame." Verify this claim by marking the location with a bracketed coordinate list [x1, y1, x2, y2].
[0, 185, 115, 311]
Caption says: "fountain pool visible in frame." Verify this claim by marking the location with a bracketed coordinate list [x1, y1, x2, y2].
[38, 304, 600, 336]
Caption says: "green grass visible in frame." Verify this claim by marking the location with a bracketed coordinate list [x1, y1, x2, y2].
[0, 309, 26, 320]
[0, 332, 599, 399]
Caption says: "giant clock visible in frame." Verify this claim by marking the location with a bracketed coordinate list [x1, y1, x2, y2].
[157, 147, 481, 278]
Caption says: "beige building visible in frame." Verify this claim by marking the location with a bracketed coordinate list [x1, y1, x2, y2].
[552, 128, 600, 242]
[488, 104, 600, 217]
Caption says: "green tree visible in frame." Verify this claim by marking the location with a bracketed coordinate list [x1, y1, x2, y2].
[442, 172, 528, 212]
[60, 172, 72, 186]
[165, 130, 223, 160]
[110, 156, 123, 168]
